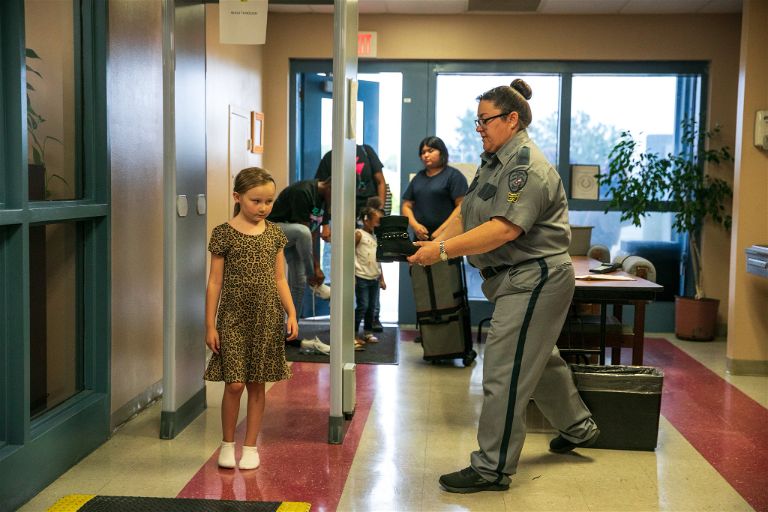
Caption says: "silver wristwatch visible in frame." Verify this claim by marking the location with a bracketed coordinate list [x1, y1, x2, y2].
[439, 241, 448, 262]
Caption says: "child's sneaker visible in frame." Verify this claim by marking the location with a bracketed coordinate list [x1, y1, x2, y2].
[361, 333, 379, 343]
[300, 336, 330, 355]
[311, 283, 331, 300]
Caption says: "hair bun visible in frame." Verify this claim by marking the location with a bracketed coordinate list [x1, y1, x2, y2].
[510, 79, 532, 100]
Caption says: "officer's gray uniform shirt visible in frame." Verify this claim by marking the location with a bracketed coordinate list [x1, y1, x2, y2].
[462, 129, 570, 268]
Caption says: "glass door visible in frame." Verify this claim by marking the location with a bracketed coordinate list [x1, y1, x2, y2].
[298, 71, 403, 323]
[0, 0, 110, 507]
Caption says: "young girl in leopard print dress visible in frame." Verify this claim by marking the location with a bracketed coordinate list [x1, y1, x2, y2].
[204, 167, 298, 470]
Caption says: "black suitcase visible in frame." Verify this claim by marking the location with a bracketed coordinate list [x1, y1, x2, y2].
[411, 257, 477, 366]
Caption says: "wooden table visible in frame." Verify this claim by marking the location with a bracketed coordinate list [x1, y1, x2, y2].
[567, 256, 664, 365]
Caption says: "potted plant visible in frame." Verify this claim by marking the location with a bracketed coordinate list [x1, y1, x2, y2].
[26, 47, 66, 199]
[599, 118, 733, 341]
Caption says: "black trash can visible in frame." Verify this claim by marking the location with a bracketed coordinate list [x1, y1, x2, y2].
[571, 364, 664, 451]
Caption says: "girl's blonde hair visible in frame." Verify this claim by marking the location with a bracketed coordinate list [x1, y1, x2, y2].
[233, 167, 275, 216]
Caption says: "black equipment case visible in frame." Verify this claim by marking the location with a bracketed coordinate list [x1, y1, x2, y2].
[410, 257, 477, 366]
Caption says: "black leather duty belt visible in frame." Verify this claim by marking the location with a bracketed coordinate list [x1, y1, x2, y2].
[479, 265, 511, 281]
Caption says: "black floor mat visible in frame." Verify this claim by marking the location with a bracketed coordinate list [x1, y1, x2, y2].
[285, 321, 399, 365]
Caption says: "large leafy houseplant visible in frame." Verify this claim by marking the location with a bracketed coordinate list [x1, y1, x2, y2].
[26, 48, 67, 198]
[600, 118, 733, 302]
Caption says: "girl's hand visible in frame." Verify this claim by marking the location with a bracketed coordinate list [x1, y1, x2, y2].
[412, 222, 429, 241]
[206, 328, 220, 354]
[407, 241, 440, 267]
[285, 315, 299, 341]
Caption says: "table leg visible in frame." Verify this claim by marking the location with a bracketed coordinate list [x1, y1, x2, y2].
[599, 303, 606, 365]
[632, 301, 646, 365]
[611, 303, 623, 365]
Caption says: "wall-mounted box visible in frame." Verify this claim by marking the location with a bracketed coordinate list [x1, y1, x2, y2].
[746, 244, 768, 279]
[755, 110, 768, 150]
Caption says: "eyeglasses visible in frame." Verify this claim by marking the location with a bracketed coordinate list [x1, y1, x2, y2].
[474, 112, 510, 128]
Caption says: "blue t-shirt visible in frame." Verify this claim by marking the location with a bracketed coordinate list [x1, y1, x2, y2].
[402, 165, 468, 234]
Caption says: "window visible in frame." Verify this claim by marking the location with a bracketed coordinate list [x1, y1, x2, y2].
[25, 0, 80, 201]
[433, 67, 703, 300]
[570, 75, 679, 199]
[29, 222, 83, 417]
[436, 73, 561, 169]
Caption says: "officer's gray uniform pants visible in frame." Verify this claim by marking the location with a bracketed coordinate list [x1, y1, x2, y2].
[276, 222, 314, 318]
[471, 254, 597, 485]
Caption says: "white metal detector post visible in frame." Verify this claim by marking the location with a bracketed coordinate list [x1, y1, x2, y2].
[328, 0, 359, 444]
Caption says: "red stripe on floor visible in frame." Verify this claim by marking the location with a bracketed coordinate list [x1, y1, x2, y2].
[177, 362, 375, 512]
[644, 337, 768, 512]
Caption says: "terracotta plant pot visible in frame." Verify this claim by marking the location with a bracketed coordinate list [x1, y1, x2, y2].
[674, 296, 720, 341]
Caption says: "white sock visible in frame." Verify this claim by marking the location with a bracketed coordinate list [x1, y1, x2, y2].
[239, 445, 260, 470]
[217, 441, 236, 468]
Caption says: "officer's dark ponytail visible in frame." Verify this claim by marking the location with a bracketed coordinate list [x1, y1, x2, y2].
[476, 78, 533, 129]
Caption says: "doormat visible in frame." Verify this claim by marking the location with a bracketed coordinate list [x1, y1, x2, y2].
[285, 321, 399, 365]
[48, 494, 310, 512]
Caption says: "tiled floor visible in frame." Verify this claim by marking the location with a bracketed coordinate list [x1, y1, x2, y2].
[20, 331, 767, 512]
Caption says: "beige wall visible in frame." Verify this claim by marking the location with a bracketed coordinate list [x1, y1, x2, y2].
[262, 12, 741, 322]
[727, 0, 768, 369]
[205, 4, 265, 239]
[108, 0, 165, 420]
[105, 3, 268, 424]
[103, 0, 267, 426]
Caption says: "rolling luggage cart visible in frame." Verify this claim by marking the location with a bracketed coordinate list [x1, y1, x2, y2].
[411, 257, 477, 367]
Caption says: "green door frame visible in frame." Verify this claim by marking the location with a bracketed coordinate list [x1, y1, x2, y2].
[0, 1, 111, 509]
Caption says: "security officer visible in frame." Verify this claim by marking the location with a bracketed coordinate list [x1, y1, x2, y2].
[408, 79, 599, 494]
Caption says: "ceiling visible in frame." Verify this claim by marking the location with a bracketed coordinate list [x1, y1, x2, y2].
[268, 0, 743, 15]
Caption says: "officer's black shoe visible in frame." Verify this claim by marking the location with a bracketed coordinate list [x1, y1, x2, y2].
[371, 318, 384, 332]
[549, 428, 600, 454]
[439, 466, 509, 494]
[376, 215, 417, 262]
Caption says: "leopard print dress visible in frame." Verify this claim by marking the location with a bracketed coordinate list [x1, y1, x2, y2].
[204, 221, 292, 383]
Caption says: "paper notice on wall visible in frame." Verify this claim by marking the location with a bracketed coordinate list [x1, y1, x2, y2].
[219, 0, 268, 45]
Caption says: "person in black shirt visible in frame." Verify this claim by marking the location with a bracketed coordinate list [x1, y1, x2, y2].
[315, 144, 387, 214]
[268, 178, 332, 320]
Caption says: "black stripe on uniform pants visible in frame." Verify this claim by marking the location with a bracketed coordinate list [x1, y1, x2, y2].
[493, 259, 549, 482]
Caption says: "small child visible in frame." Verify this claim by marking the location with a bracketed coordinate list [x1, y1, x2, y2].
[204, 167, 298, 470]
[354, 207, 386, 349]
[363, 197, 386, 332]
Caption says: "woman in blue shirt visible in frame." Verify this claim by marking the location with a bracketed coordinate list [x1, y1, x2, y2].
[402, 136, 468, 241]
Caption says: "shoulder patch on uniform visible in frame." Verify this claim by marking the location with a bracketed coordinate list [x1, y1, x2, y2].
[517, 146, 530, 166]
[508, 169, 528, 193]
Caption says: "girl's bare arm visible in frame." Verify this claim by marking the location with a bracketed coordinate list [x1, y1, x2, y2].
[275, 249, 298, 340]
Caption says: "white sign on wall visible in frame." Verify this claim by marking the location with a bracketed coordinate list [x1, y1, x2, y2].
[220, 0, 268, 45]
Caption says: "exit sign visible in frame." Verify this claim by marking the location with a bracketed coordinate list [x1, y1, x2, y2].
[358, 31, 377, 58]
